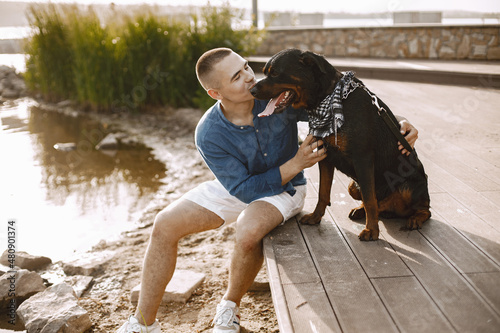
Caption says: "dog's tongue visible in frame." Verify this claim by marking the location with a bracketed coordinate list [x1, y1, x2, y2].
[258, 91, 287, 117]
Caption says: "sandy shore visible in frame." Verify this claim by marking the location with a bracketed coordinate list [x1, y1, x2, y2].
[58, 105, 280, 332]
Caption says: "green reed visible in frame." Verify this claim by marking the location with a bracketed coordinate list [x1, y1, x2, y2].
[24, 2, 265, 111]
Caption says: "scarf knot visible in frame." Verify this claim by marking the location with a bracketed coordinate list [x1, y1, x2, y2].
[307, 71, 363, 143]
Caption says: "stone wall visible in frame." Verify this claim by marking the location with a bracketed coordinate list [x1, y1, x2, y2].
[255, 24, 500, 61]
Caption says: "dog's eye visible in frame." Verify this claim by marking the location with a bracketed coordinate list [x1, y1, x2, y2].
[269, 70, 279, 78]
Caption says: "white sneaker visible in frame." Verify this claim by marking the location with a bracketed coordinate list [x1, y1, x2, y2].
[212, 299, 241, 333]
[116, 315, 161, 333]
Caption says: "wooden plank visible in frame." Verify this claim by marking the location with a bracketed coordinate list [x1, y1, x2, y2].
[430, 193, 500, 266]
[470, 147, 500, 169]
[418, 211, 499, 274]
[421, 143, 500, 188]
[465, 272, 500, 315]
[263, 234, 294, 333]
[265, 218, 340, 332]
[419, 148, 499, 192]
[282, 282, 342, 333]
[419, 154, 500, 231]
[382, 218, 500, 332]
[298, 216, 398, 333]
[372, 276, 455, 333]
[481, 190, 500, 207]
[325, 171, 416, 279]
[269, 217, 321, 285]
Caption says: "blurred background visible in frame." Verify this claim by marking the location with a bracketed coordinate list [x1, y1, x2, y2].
[0, 0, 498, 261]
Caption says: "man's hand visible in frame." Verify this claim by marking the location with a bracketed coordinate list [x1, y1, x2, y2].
[296, 134, 327, 168]
[398, 119, 418, 156]
[280, 134, 327, 185]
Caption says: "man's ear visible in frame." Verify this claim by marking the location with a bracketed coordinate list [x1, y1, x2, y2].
[299, 51, 328, 74]
[207, 89, 222, 100]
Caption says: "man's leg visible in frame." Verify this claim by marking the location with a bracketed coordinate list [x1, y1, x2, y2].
[223, 201, 284, 305]
[135, 198, 224, 326]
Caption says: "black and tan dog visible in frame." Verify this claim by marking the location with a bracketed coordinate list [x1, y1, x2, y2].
[250, 48, 431, 241]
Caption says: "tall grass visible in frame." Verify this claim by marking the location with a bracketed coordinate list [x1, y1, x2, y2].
[24, 2, 265, 111]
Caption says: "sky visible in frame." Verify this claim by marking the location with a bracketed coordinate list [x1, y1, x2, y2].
[3, 0, 500, 13]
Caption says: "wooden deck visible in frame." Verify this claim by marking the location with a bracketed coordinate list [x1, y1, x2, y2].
[263, 79, 500, 333]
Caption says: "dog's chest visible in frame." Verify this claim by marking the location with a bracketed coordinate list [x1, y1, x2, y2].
[324, 133, 348, 152]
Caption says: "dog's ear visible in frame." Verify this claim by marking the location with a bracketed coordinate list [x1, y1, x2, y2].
[299, 51, 328, 74]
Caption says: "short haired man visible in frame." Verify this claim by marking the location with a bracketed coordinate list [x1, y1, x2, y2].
[118, 48, 418, 333]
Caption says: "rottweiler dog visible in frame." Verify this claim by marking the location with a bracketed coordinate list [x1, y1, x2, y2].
[250, 48, 431, 241]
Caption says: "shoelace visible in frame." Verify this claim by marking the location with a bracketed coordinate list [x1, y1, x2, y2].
[126, 317, 147, 333]
[126, 322, 143, 333]
[212, 307, 237, 327]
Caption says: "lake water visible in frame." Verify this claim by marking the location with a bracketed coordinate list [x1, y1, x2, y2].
[0, 97, 166, 262]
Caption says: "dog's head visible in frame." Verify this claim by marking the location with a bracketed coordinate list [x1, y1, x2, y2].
[250, 48, 340, 117]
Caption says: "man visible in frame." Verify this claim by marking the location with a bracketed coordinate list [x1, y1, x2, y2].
[118, 48, 418, 333]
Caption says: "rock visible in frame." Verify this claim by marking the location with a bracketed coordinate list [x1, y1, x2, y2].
[10, 78, 26, 92]
[17, 283, 92, 333]
[131, 269, 205, 304]
[0, 65, 26, 98]
[1, 88, 19, 99]
[0, 263, 15, 275]
[0, 269, 46, 303]
[0, 251, 52, 271]
[53, 142, 77, 152]
[0, 65, 12, 73]
[64, 275, 93, 298]
[62, 250, 115, 277]
[95, 133, 119, 150]
[56, 99, 73, 108]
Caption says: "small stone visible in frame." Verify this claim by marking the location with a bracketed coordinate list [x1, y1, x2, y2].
[130, 270, 205, 304]
[95, 133, 119, 150]
[0, 250, 52, 271]
[1, 88, 19, 99]
[17, 283, 92, 333]
[487, 47, 500, 60]
[64, 275, 94, 297]
[57, 99, 73, 108]
[0, 269, 46, 303]
[457, 35, 471, 59]
[62, 250, 115, 277]
[53, 142, 77, 152]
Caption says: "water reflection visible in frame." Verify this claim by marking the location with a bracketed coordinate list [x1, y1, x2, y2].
[0, 99, 166, 260]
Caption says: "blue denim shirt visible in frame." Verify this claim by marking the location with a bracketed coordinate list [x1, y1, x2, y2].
[195, 99, 309, 204]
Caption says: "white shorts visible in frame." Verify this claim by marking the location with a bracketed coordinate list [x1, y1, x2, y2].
[182, 179, 306, 227]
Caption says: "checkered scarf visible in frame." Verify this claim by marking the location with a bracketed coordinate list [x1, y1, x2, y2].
[307, 71, 363, 142]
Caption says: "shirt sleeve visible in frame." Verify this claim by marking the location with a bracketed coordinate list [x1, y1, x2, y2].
[196, 136, 295, 204]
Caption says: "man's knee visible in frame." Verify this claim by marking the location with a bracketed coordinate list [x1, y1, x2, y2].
[151, 208, 179, 241]
[235, 225, 263, 253]
[235, 202, 283, 250]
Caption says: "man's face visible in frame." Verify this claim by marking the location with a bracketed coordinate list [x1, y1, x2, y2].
[212, 52, 256, 104]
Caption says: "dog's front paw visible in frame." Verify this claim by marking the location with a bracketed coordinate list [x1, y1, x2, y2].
[348, 206, 365, 220]
[300, 213, 322, 225]
[407, 210, 431, 230]
[358, 228, 379, 241]
[407, 217, 422, 230]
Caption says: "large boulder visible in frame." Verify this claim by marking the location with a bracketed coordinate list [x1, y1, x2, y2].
[17, 283, 92, 333]
[62, 250, 115, 276]
[1, 250, 52, 271]
[0, 65, 26, 98]
[0, 269, 46, 304]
